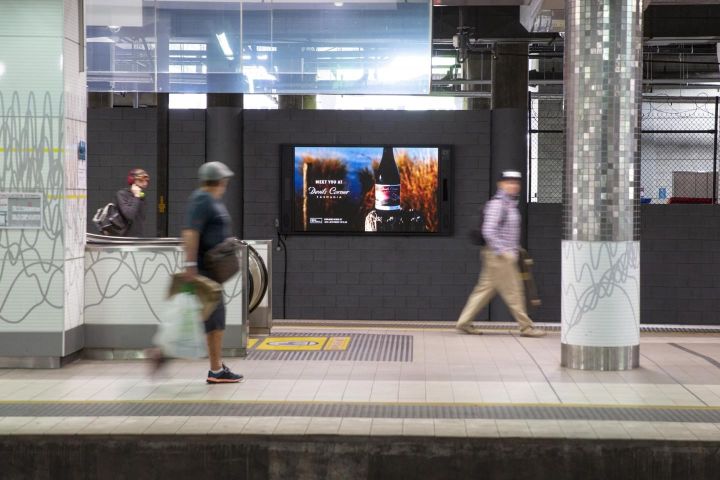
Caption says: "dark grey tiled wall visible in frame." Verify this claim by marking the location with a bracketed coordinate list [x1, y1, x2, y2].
[168, 109, 206, 237]
[527, 203, 720, 325]
[243, 110, 492, 321]
[87, 108, 206, 237]
[526, 203, 562, 322]
[87, 108, 158, 236]
[88, 107, 720, 324]
[640, 205, 720, 325]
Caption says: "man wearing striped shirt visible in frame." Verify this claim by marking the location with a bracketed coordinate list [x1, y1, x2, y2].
[456, 170, 546, 338]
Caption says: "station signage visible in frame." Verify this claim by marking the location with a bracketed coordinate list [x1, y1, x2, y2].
[0, 192, 43, 229]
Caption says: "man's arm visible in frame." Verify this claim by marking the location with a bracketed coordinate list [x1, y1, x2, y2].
[481, 199, 505, 254]
[182, 228, 200, 279]
[116, 190, 141, 223]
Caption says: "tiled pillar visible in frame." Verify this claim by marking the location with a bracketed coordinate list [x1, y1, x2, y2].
[561, 0, 642, 370]
[489, 43, 529, 322]
[0, 0, 86, 365]
[462, 52, 491, 110]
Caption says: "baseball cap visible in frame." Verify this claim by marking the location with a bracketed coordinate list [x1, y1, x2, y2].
[199, 161, 234, 181]
[501, 170, 522, 181]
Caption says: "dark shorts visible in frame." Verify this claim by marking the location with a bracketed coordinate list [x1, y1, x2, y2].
[199, 268, 225, 333]
[204, 298, 226, 333]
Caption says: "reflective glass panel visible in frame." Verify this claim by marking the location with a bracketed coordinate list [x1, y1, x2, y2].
[86, 0, 432, 94]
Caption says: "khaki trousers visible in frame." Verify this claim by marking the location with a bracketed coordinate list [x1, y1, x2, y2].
[456, 249, 534, 331]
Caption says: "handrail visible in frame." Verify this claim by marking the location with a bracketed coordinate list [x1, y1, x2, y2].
[86, 233, 183, 246]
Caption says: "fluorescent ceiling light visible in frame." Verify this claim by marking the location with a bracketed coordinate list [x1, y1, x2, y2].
[86, 0, 142, 28]
[169, 94, 207, 110]
[216, 32, 234, 60]
[242, 65, 276, 81]
[378, 56, 429, 83]
[87, 36, 116, 43]
[432, 56, 456, 67]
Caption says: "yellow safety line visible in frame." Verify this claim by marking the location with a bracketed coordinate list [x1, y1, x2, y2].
[0, 147, 64, 153]
[45, 194, 87, 200]
[0, 399, 718, 411]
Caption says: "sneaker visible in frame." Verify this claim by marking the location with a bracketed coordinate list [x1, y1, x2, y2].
[456, 326, 483, 335]
[207, 366, 244, 384]
[520, 327, 546, 338]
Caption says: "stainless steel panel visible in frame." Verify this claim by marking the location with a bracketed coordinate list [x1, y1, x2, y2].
[245, 240, 273, 334]
[0, 356, 62, 369]
[561, 343, 640, 371]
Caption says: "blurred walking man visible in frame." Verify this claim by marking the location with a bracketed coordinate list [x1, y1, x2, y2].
[457, 170, 546, 338]
[183, 161, 244, 383]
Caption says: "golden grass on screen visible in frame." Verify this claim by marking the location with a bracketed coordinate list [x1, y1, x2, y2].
[360, 150, 439, 231]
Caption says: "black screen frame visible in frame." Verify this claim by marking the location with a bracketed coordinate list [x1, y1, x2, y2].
[279, 144, 453, 236]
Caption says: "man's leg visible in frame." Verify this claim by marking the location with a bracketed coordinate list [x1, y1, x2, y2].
[204, 301, 226, 371]
[495, 256, 545, 337]
[206, 330, 223, 371]
[204, 301, 243, 383]
[456, 250, 498, 331]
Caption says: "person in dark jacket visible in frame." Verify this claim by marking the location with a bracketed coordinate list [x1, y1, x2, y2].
[116, 168, 149, 237]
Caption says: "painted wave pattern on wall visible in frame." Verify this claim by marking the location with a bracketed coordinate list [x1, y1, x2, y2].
[0, 91, 66, 330]
[561, 240, 641, 347]
[84, 248, 245, 325]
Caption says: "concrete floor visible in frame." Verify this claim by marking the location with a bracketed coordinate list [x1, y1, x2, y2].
[2, 325, 720, 441]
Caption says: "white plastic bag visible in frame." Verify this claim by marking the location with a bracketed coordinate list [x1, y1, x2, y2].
[153, 292, 207, 359]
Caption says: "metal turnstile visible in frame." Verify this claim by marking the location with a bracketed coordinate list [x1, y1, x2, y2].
[83, 234, 271, 357]
[244, 240, 273, 335]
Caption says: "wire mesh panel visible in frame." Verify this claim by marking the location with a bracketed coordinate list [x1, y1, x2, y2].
[641, 99, 718, 204]
[529, 95, 564, 203]
[528, 94, 720, 205]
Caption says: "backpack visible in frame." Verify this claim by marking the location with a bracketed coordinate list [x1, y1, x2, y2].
[469, 199, 507, 246]
[92, 203, 128, 236]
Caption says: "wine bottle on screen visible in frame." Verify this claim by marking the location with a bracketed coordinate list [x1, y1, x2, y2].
[375, 147, 401, 211]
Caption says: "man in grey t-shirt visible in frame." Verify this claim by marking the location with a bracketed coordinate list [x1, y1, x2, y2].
[182, 162, 243, 384]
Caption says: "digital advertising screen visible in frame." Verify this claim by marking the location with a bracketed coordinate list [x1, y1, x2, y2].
[280, 145, 452, 235]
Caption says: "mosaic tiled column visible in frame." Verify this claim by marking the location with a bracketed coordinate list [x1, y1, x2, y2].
[561, 0, 642, 370]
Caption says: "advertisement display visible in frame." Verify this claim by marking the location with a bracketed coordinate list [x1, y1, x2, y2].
[280, 145, 452, 235]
